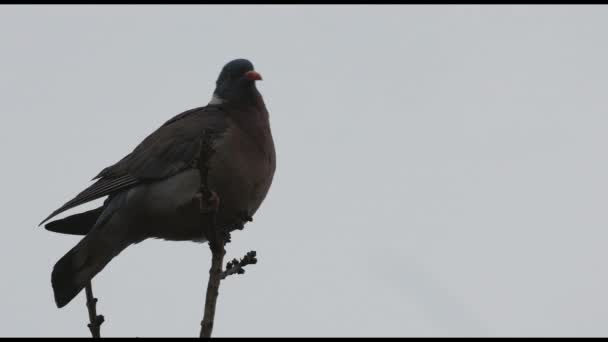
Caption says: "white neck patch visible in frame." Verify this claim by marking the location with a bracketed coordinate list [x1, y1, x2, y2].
[208, 94, 225, 105]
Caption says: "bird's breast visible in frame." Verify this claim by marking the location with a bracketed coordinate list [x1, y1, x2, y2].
[207, 122, 276, 221]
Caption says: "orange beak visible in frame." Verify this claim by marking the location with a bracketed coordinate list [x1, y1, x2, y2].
[245, 70, 263, 81]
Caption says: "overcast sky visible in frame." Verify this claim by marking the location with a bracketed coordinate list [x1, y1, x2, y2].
[1, 5, 608, 337]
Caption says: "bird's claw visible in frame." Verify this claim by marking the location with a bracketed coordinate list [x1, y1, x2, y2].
[195, 189, 220, 214]
[238, 211, 253, 223]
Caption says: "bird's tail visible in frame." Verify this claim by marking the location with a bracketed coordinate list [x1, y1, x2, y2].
[44, 206, 103, 236]
[51, 227, 129, 308]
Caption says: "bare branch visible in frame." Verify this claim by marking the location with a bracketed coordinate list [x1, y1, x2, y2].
[221, 251, 258, 280]
[199, 203, 225, 338]
[85, 281, 104, 338]
[199, 242, 225, 337]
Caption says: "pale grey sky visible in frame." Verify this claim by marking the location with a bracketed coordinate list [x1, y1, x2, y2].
[1, 5, 608, 337]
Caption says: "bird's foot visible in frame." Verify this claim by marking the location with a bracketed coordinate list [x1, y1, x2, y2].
[237, 211, 253, 225]
[195, 189, 220, 214]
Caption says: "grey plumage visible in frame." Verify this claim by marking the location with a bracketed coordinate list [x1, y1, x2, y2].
[42, 59, 276, 308]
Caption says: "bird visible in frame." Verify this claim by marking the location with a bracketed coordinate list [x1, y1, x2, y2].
[40, 58, 276, 309]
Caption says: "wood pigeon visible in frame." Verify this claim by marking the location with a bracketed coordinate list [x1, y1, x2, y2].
[40, 59, 276, 308]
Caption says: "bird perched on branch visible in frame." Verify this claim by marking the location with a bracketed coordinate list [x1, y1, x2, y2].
[40, 58, 276, 308]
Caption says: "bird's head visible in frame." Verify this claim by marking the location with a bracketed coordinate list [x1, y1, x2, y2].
[211, 59, 263, 105]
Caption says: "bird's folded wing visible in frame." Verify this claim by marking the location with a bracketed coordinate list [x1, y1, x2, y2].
[40, 106, 228, 226]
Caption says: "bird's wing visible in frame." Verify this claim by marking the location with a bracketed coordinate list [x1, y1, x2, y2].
[40, 105, 228, 226]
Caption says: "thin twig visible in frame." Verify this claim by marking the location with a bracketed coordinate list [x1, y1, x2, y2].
[199, 208, 225, 338]
[221, 251, 258, 280]
[85, 281, 104, 338]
